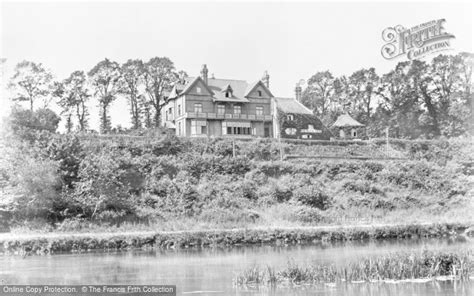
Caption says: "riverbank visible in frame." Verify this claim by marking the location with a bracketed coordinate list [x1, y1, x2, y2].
[1, 222, 471, 256]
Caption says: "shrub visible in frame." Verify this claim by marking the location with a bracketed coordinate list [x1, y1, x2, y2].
[6, 155, 62, 220]
[72, 149, 136, 220]
[293, 185, 332, 210]
[343, 180, 385, 195]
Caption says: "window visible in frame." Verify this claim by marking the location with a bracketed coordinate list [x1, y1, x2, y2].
[234, 105, 241, 114]
[178, 122, 182, 136]
[258, 90, 262, 97]
[178, 105, 181, 116]
[351, 129, 357, 137]
[302, 134, 312, 139]
[217, 105, 225, 114]
[285, 128, 297, 135]
[256, 106, 264, 115]
[222, 122, 251, 135]
[225, 92, 230, 98]
[194, 103, 202, 113]
[191, 120, 207, 135]
[287, 114, 294, 121]
[308, 124, 314, 130]
[196, 87, 201, 93]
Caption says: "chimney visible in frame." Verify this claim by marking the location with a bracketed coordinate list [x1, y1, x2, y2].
[262, 71, 270, 88]
[295, 83, 302, 102]
[200, 64, 208, 84]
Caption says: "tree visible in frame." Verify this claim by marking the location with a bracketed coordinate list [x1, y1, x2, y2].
[142, 57, 178, 127]
[6, 106, 61, 136]
[377, 61, 422, 138]
[347, 68, 379, 121]
[88, 59, 121, 133]
[54, 71, 90, 132]
[8, 61, 53, 111]
[301, 71, 335, 116]
[119, 59, 144, 129]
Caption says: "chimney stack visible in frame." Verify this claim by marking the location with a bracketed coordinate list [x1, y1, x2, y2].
[201, 64, 208, 84]
[295, 83, 302, 102]
[262, 71, 270, 88]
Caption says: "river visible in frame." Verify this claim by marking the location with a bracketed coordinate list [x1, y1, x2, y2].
[1, 237, 473, 295]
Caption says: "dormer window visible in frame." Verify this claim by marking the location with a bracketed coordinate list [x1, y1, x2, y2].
[222, 84, 233, 99]
[287, 114, 294, 121]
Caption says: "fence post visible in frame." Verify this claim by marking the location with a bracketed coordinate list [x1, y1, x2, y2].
[232, 139, 236, 158]
[279, 136, 284, 161]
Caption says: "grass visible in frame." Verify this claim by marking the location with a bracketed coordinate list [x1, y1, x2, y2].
[1, 222, 469, 256]
[234, 250, 474, 286]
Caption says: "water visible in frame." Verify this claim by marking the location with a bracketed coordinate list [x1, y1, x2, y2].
[1, 237, 473, 295]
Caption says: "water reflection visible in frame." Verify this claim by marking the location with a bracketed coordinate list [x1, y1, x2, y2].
[1, 237, 472, 295]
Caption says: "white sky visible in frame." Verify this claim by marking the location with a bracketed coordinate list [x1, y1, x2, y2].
[1, 1, 473, 131]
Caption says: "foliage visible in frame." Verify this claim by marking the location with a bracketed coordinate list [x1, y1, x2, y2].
[53, 71, 90, 132]
[119, 59, 145, 129]
[72, 149, 136, 220]
[8, 60, 53, 111]
[235, 250, 473, 285]
[142, 57, 181, 126]
[87, 59, 122, 133]
[300, 53, 474, 139]
[5, 106, 60, 139]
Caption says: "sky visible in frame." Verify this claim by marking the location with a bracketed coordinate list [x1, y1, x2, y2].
[1, 1, 473, 131]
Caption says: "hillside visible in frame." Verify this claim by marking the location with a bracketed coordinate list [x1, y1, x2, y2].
[0, 133, 473, 233]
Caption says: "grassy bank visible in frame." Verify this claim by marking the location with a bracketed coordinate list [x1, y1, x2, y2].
[1, 133, 473, 236]
[0, 223, 470, 256]
[234, 250, 474, 286]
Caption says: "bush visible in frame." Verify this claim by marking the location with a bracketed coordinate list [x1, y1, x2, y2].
[6, 155, 62, 220]
[293, 185, 332, 210]
[343, 180, 385, 195]
[72, 149, 136, 220]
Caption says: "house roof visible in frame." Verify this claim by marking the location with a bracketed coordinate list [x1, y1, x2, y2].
[168, 75, 272, 103]
[331, 113, 365, 127]
[273, 97, 313, 115]
[180, 76, 215, 96]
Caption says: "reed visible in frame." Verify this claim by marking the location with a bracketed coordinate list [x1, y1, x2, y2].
[234, 250, 474, 286]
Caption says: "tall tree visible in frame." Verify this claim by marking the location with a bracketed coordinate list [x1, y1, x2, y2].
[378, 61, 422, 138]
[8, 61, 53, 111]
[347, 68, 379, 121]
[301, 71, 335, 116]
[54, 71, 90, 132]
[142, 57, 177, 127]
[119, 59, 144, 129]
[88, 59, 121, 133]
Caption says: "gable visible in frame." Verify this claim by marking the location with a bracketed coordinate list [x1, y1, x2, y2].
[245, 81, 273, 99]
[187, 79, 213, 96]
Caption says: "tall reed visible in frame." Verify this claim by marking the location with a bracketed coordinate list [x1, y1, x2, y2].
[234, 250, 473, 286]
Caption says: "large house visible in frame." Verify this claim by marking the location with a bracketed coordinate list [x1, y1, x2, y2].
[161, 65, 331, 140]
[162, 65, 274, 138]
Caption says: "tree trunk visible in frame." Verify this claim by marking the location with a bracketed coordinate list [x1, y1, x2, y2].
[100, 103, 110, 134]
[421, 89, 440, 136]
